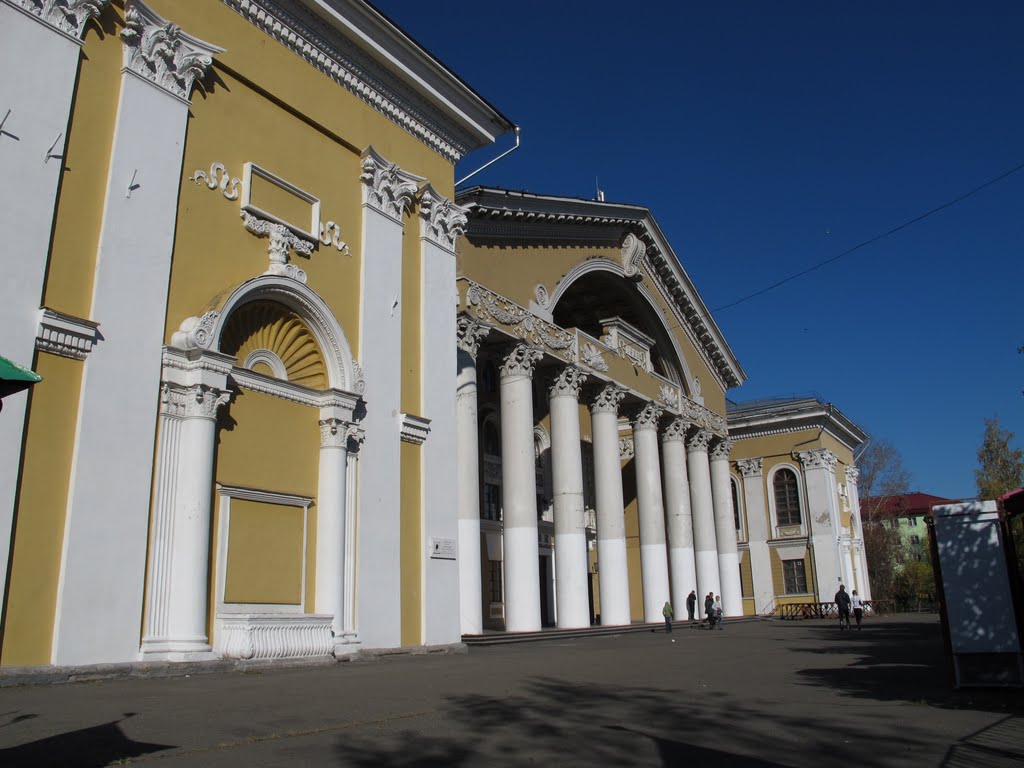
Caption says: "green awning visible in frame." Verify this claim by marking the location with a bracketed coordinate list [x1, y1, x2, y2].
[0, 354, 42, 399]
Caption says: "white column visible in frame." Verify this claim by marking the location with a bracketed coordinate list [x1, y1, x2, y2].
[798, 449, 842, 601]
[710, 438, 742, 617]
[687, 429, 720, 603]
[548, 366, 590, 629]
[54, 3, 222, 665]
[500, 344, 543, 632]
[738, 458, 774, 614]
[141, 348, 232, 660]
[315, 413, 352, 657]
[632, 402, 670, 623]
[661, 417, 696, 607]
[418, 186, 469, 645]
[0, 1, 109, 627]
[455, 316, 490, 635]
[846, 465, 872, 600]
[356, 147, 422, 649]
[590, 385, 630, 626]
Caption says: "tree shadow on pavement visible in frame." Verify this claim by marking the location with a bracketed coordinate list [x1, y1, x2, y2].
[0, 712, 173, 767]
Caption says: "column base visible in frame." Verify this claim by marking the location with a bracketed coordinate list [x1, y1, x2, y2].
[334, 631, 362, 659]
[139, 637, 215, 662]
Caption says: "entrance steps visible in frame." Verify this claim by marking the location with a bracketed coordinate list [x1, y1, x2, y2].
[463, 616, 763, 646]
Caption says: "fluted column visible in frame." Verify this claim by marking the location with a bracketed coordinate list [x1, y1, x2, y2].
[590, 385, 630, 626]
[500, 344, 543, 632]
[548, 366, 590, 628]
[710, 438, 742, 616]
[687, 429, 720, 602]
[455, 316, 490, 635]
[315, 415, 350, 657]
[661, 417, 696, 607]
[632, 402, 670, 623]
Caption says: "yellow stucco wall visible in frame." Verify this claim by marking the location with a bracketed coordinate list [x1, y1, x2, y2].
[401, 442, 422, 646]
[401, 210, 422, 414]
[1, 354, 82, 666]
[224, 499, 305, 605]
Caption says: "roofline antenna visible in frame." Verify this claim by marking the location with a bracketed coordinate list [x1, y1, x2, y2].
[456, 126, 521, 187]
[595, 177, 604, 202]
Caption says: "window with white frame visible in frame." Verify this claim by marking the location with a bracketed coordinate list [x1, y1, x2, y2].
[782, 559, 808, 595]
[773, 468, 802, 527]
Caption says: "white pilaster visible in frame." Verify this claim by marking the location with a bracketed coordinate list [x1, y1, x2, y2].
[455, 316, 490, 635]
[846, 465, 872, 600]
[738, 458, 774, 614]
[315, 413, 351, 657]
[53, 2, 222, 665]
[0, 0, 109, 634]
[141, 348, 232, 660]
[356, 146, 422, 649]
[548, 366, 590, 629]
[632, 402, 670, 623]
[418, 186, 467, 645]
[661, 417, 696, 607]
[687, 429, 720, 603]
[499, 344, 543, 632]
[710, 438, 742, 616]
[797, 449, 842, 601]
[590, 385, 630, 626]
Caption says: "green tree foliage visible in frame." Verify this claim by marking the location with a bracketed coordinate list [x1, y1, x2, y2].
[894, 560, 936, 612]
[975, 416, 1024, 499]
[858, 439, 911, 601]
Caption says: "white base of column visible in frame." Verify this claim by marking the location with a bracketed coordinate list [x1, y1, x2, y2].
[555, 531, 590, 629]
[640, 543, 670, 623]
[334, 633, 362, 659]
[597, 538, 631, 626]
[458, 518, 483, 635]
[668, 546, 697, 606]
[695, 548, 721, 602]
[504, 526, 540, 633]
[139, 640, 215, 662]
[718, 551, 742, 617]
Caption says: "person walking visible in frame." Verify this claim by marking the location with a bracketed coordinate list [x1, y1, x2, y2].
[835, 584, 852, 630]
[851, 589, 864, 630]
[713, 595, 724, 630]
[704, 592, 715, 629]
[662, 601, 674, 634]
[686, 590, 697, 622]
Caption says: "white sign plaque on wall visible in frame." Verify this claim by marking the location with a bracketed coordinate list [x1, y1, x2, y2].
[430, 537, 456, 560]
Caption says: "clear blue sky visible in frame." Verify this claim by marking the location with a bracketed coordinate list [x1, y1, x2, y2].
[372, 1, 1024, 499]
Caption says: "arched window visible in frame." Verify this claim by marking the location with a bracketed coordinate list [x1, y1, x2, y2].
[773, 468, 802, 527]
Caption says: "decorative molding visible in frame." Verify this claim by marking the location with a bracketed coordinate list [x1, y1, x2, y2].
[242, 211, 314, 284]
[533, 424, 551, 460]
[241, 162, 321, 241]
[709, 438, 734, 462]
[658, 383, 679, 409]
[242, 349, 288, 381]
[547, 366, 587, 399]
[499, 343, 543, 379]
[661, 417, 688, 443]
[618, 436, 634, 460]
[796, 448, 838, 471]
[35, 307, 100, 360]
[737, 457, 763, 478]
[680, 397, 727, 437]
[360, 147, 422, 221]
[346, 423, 366, 454]
[590, 384, 625, 415]
[631, 402, 663, 432]
[217, 613, 333, 660]
[845, 465, 859, 485]
[400, 413, 431, 445]
[171, 310, 219, 350]
[456, 314, 491, 359]
[160, 381, 232, 420]
[189, 162, 241, 200]
[216, 483, 314, 507]
[580, 342, 608, 372]
[621, 232, 647, 278]
[776, 525, 803, 539]
[419, 184, 468, 251]
[318, 221, 349, 255]
[466, 281, 576, 361]
[121, 0, 223, 104]
[8, 0, 108, 39]
[319, 417, 349, 449]
[686, 428, 713, 453]
[534, 283, 550, 308]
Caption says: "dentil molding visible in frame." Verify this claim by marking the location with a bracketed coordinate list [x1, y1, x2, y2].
[400, 413, 431, 445]
[35, 307, 100, 360]
[7, 0, 108, 38]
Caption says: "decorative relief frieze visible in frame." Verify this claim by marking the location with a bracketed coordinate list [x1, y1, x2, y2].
[419, 185, 468, 251]
[658, 383, 679, 409]
[456, 315, 491, 359]
[737, 457, 763, 478]
[619, 436, 634, 460]
[621, 232, 647, 279]
[534, 283, 550, 308]
[777, 525, 802, 538]
[35, 308, 100, 360]
[631, 402, 663, 432]
[189, 162, 241, 200]
[686, 428, 713, 453]
[218, 614, 333, 660]
[661, 417, 688, 443]
[360, 148, 421, 220]
[679, 397, 727, 436]
[121, 0, 223, 103]
[242, 211, 314, 284]
[466, 282, 576, 361]
[548, 366, 587, 399]
[499, 343, 543, 379]
[590, 384, 625, 415]
[796, 448, 838, 471]
[11, 0, 108, 38]
[580, 342, 609, 372]
[710, 438, 734, 462]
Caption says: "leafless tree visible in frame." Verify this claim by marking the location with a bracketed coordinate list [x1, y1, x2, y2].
[858, 439, 911, 601]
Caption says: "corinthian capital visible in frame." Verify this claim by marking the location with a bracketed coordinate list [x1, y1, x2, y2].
[319, 418, 349, 449]
[121, 0, 223, 103]
[360, 147, 422, 221]
[709, 438, 734, 462]
[547, 366, 587, 399]
[845, 465, 859, 485]
[419, 184, 468, 251]
[686, 429, 712, 453]
[737, 458, 763, 478]
[12, 0, 109, 38]
[456, 315, 491, 359]
[796, 448, 838, 471]
[499, 343, 543, 379]
[661, 416, 689, 443]
[160, 381, 230, 420]
[631, 402, 663, 432]
[590, 384, 626, 415]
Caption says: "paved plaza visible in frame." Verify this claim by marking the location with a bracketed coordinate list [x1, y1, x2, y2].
[0, 614, 1021, 767]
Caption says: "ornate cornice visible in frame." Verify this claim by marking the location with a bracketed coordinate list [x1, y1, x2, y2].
[547, 366, 587, 399]
[8, 0, 107, 39]
[796, 448, 838, 471]
[419, 184, 468, 251]
[590, 384, 625, 415]
[465, 281, 576, 362]
[631, 402, 663, 432]
[121, 0, 223, 104]
[661, 417, 689, 443]
[709, 438, 734, 462]
[499, 343, 543, 379]
[456, 314, 491, 359]
[400, 413, 431, 445]
[242, 211, 315, 284]
[686, 429, 712, 453]
[737, 457, 763, 478]
[679, 397, 727, 437]
[360, 147, 422, 221]
[35, 307, 100, 360]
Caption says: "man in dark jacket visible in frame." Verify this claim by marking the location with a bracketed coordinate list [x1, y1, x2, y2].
[835, 584, 852, 630]
[686, 590, 697, 622]
[704, 592, 715, 629]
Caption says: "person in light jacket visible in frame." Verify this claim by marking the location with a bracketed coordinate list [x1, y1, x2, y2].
[851, 589, 864, 630]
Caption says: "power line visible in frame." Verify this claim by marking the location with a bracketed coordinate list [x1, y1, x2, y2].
[710, 158, 1024, 313]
